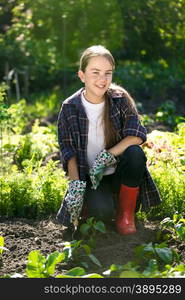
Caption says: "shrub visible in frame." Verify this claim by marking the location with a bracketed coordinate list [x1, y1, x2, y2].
[143, 125, 185, 219]
[114, 60, 185, 109]
[0, 160, 68, 218]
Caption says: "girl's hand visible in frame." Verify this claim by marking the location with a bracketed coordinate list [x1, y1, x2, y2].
[89, 149, 116, 190]
[65, 180, 86, 224]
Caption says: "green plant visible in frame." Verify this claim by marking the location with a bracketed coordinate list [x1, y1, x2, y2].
[61, 239, 102, 269]
[141, 114, 155, 128]
[0, 236, 9, 259]
[135, 242, 179, 267]
[13, 120, 58, 170]
[26, 250, 65, 278]
[79, 217, 106, 248]
[1, 235, 184, 278]
[0, 86, 10, 125]
[143, 128, 185, 219]
[103, 262, 143, 278]
[1, 248, 103, 278]
[56, 267, 103, 278]
[158, 213, 185, 243]
[155, 100, 185, 128]
[0, 160, 68, 218]
[6, 99, 31, 134]
[103, 241, 184, 278]
[0, 235, 9, 267]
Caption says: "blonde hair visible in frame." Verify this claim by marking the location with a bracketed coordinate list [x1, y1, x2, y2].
[79, 45, 138, 149]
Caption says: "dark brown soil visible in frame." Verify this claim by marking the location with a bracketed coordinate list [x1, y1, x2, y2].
[0, 216, 162, 277]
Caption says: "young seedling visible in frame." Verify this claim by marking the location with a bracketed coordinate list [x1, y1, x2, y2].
[157, 213, 185, 243]
[60, 239, 102, 269]
[79, 217, 106, 248]
[26, 250, 65, 278]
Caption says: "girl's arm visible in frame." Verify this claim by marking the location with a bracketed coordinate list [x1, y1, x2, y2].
[67, 156, 80, 180]
[108, 97, 147, 157]
[108, 136, 142, 157]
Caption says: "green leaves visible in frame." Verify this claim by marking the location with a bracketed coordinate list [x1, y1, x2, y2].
[56, 267, 103, 278]
[26, 250, 65, 278]
[0, 236, 4, 256]
[143, 127, 185, 219]
[175, 223, 185, 241]
[24, 241, 103, 278]
[44, 251, 65, 276]
[0, 236, 9, 257]
[80, 218, 106, 235]
[80, 217, 106, 238]
[159, 213, 185, 242]
[61, 239, 102, 268]
[93, 220, 106, 233]
[79, 217, 106, 249]
[154, 244, 173, 264]
[88, 254, 101, 267]
[80, 223, 91, 236]
[135, 241, 176, 265]
[26, 250, 46, 278]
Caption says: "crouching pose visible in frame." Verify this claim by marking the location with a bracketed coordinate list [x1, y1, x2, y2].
[56, 45, 161, 234]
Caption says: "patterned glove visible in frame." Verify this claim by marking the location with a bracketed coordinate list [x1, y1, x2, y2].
[65, 180, 86, 226]
[89, 149, 117, 190]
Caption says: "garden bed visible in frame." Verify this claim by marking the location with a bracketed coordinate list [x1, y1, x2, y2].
[0, 216, 160, 277]
[1, 216, 185, 278]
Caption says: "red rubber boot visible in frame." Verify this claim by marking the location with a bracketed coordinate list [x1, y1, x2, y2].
[116, 184, 139, 235]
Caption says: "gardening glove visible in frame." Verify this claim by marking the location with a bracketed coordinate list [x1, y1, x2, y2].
[65, 180, 86, 228]
[89, 149, 117, 190]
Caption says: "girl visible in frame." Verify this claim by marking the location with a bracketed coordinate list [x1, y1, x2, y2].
[56, 45, 161, 235]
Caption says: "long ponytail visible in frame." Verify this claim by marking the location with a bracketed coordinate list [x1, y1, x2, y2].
[104, 83, 139, 149]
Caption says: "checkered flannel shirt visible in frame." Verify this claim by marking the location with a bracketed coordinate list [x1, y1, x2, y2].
[57, 88, 161, 211]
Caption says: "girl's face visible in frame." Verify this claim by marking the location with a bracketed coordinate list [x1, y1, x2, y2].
[78, 56, 113, 103]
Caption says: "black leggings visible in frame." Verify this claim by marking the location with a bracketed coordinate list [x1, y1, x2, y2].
[84, 145, 147, 221]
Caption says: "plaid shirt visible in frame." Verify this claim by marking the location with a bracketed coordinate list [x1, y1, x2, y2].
[58, 88, 161, 211]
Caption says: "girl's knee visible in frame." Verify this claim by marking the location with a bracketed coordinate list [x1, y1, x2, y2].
[124, 145, 146, 164]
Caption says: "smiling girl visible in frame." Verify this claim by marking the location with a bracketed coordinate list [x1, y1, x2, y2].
[56, 45, 161, 235]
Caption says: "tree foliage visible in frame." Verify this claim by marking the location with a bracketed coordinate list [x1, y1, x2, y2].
[0, 0, 185, 92]
[117, 0, 185, 61]
[0, 0, 123, 72]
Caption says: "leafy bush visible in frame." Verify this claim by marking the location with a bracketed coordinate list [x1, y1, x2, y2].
[143, 124, 185, 219]
[0, 160, 68, 218]
[155, 100, 185, 128]
[13, 120, 58, 169]
[7, 99, 29, 134]
[1, 119, 58, 174]
[27, 91, 61, 118]
[114, 60, 185, 108]
[1, 91, 61, 136]
[0, 85, 10, 127]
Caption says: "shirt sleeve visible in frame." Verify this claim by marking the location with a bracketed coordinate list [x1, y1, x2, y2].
[57, 104, 76, 173]
[120, 99, 147, 144]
